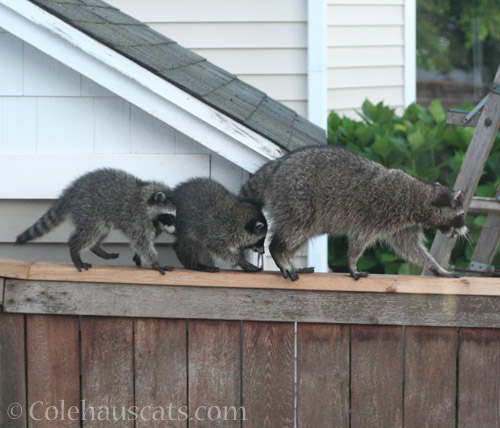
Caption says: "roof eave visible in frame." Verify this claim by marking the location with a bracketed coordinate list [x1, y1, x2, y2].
[0, 0, 287, 172]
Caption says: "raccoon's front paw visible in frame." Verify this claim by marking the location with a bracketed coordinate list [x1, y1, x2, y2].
[281, 268, 299, 282]
[75, 262, 92, 272]
[198, 265, 220, 273]
[351, 271, 369, 281]
[430, 267, 460, 278]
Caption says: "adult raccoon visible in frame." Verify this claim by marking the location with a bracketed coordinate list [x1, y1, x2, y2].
[173, 178, 266, 272]
[240, 145, 468, 281]
[16, 168, 176, 274]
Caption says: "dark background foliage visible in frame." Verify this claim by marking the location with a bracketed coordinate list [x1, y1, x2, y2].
[327, 100, 500, 275]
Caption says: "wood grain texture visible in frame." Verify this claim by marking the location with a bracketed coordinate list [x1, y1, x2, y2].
[458, 328, 500, 428]
[6, 280, 500, 328]
[297, 324, 349, 428]
[404, 327, 458, 428]
[242, 321, 294, 428]
[0, 277, 4, 307]
[425, 66, 500, 271]
[351, 325, 403, 428]
[446, 110, 480, 127]
[469, 196, 500, 214]
[134, 319, 187, 428]
[468, 187, 500, 272]
[1, 258, 500, 297]
[81, 317, 134, 428]
[0, 259, 31, 279]
[189, 320, 241, 428]
[0, 313, 26, 428]
[26, 315, 80, 428]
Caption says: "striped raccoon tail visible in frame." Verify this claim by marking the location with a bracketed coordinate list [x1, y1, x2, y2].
[15, 201, 67, 244]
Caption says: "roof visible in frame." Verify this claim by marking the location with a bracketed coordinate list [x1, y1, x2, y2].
[27, 0, 326, 152]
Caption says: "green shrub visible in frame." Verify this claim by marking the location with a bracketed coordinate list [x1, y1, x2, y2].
[327, 99, 500, 275]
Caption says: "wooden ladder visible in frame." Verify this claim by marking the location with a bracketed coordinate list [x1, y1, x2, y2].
[423, 64, 500, 276]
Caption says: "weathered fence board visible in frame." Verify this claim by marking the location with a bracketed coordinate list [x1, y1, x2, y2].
[242, 322, 295, 428]
[458, 328, 500, 428]
[404, 327, 458, 428]
[134, 319, 187, 428]
[351, 325, 404, 428]
[27, 315, 80, 428]
[297, 323, 349, 428]
[0, 314, 26, 428]
[188, 320, 241, 428]
[81, 317, 134, 428]
[5, 280, 500, 328]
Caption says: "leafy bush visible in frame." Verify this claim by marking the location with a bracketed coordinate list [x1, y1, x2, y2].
[327, 99, 500, 275]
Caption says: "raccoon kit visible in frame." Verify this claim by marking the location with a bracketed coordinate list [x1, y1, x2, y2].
[173, 178, 267, 272]
[16, 168, 176, 274]
[240, 145, 468, 281]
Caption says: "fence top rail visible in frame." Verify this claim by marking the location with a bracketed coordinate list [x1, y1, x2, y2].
[0, 258, 499, 297]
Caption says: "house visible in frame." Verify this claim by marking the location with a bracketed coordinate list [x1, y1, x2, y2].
[0, 0, 415, 272]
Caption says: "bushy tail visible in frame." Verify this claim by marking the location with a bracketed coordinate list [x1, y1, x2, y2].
[16, 201, 67, 244]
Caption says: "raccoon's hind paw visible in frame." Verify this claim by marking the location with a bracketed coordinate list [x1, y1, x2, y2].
[151, 262, 175, 275]
[75, 262, 92, 272]
[133, 254, 142, 267]
[350, 271, 369, 281]
[239, 260, 263, 272]
[298, 267, 315, 274]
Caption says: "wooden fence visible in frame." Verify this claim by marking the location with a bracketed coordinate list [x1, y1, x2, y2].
[1, 259, 500, 428]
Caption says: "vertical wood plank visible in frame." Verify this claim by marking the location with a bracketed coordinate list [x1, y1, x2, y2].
[0, 277, 4, 307]
[26, 315, 80, 428]
[188, 320, 241, 428]
[94, 98, 131, 154]
[135, 319, 187, 428]
[1, 98, 37, 154]
[130, 105, 176, 154]
[242, 321, 294, 428]
[81, 317, 134, 428]
[351, 325, 403, 428]
[404, 327, 457, 428]
[297, 323, 349, 428]
[0, 313, 26, 428]
[458, 328, 500, 428]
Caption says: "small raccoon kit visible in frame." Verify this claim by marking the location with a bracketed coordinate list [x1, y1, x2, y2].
[172, 178, 267, 272]
[240, 145, 468, 281]
[16, 168, 176, 274]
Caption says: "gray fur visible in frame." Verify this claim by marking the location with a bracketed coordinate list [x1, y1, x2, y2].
[240, 145, 468, 281]
[173, 178, 267, 272]
[16, 168, 176, 274]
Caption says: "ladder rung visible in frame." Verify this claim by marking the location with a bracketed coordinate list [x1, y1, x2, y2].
[446, 109, 481, 127]
[468, 197, 500, 214]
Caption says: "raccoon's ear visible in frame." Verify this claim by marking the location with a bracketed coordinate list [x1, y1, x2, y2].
[253, 221, 266, 232]
[452, 190, 465, 203]
[152, 191, 167, 203]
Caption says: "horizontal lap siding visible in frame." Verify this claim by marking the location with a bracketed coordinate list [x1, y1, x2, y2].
[108, 0, 308, 117]
[328, 0, 405, 118]
[0, 33, 249, 255]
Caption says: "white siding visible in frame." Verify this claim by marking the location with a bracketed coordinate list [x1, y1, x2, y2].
[0, 31, 250, 271]
[328, 0, 405, 118]
[107, 0, 308, 117]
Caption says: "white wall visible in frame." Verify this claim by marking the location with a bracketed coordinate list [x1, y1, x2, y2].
[0, 28, 249, 267]
[327, 0, 405, 118]
[106, 0, 309, 117]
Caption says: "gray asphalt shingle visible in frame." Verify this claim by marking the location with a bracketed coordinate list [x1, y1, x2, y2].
[28, 0, 326, 151]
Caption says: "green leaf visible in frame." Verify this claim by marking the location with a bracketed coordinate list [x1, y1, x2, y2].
[408, 130, 425, 150]
[429, 99, 446, 122]
[380, 253, 399, 262]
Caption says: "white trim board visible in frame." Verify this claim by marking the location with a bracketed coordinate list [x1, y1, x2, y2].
[306, 0, 329, 273]
[404, 0, 416, 106]
[0, 0, 286, 174]
[0, 154, 210, 199]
